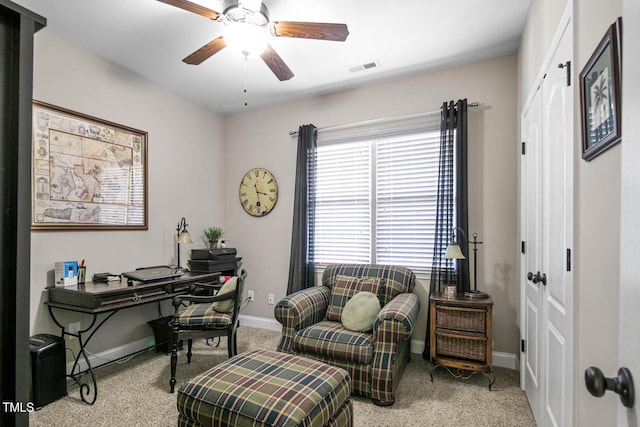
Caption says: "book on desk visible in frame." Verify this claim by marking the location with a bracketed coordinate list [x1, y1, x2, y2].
[92, 273, 121, 283]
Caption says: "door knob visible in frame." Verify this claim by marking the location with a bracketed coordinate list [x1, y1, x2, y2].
[585, 366, 635, 408]
[527, 271, 547, 286]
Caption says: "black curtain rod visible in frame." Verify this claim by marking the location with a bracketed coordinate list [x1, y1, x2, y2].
[289, 102, 480, 137]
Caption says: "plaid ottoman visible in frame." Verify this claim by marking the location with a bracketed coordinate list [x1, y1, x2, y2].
[177, 350, 353, 427]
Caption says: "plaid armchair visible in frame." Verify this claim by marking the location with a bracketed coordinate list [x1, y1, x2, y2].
[275, 264, 420, 406]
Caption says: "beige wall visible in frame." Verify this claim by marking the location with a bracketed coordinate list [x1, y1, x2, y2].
[29, 31, 225, 354]
[575, 0, 622, 424]
[223, 55, 521, 357]
[519, 0, 570, 99]
[519, 0, 623, 424]
[29, 30, 521, 361]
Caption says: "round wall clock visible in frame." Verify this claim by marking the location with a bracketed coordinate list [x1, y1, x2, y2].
[239, 167, 278, 217]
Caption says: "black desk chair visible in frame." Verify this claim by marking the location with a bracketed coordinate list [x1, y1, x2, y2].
[169, 269, 246, 393]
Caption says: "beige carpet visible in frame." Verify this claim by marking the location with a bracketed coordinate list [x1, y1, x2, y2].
[30, 327, 535, 426]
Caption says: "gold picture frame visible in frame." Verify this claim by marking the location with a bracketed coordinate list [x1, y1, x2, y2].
[31, 101, 148, 230]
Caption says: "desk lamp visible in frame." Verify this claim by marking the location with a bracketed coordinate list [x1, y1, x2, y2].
[176, 217, 193, 269]
[444, 228, 488, 298]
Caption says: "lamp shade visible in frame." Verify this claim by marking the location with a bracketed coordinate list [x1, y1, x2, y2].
[444, 243, 465, 259]
[177, 231, 193, 244]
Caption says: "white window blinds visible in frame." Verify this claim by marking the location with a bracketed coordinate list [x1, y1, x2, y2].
[314, 114, 441, 276]
[314, 141, 371, 263]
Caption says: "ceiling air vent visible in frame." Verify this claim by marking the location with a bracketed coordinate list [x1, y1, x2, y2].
[349, 60, 381, 73]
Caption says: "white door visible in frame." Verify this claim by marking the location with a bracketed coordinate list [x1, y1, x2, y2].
[521, 80, 543, 422]
[521, 14, 573, 427]
[540, 21, 573, 426]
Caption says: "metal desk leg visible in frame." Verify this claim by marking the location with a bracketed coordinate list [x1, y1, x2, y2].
[47, 305, 118, 404]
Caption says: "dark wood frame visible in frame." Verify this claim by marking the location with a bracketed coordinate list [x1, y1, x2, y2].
[31, 101, 148, 230]
[579, 18, 622, 161]
[1, 2, 46, 425]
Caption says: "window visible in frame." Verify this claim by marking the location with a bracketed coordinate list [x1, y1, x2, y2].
[313, 116, 441, 276]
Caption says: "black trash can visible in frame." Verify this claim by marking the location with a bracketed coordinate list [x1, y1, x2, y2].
[30, 334, 67, 408]
[147, 316, 182, 354]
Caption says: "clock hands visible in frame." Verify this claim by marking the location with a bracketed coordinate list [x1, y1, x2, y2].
[254, 184, 268, 196]
[254, 184, 267, 214]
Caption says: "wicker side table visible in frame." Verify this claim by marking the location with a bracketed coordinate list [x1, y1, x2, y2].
[428, 291, 494, 389]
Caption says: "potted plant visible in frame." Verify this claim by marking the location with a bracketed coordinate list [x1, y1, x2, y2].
[203, 226, 224, 248]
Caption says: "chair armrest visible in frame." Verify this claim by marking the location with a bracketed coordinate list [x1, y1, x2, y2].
[275, 286, 330, 329]
[274, 287, 330, 352]
[189, 279, 222, 292]
[374, 293, 420, 344]
[173, 269, 246, 309]
[172, 289, 236, 310]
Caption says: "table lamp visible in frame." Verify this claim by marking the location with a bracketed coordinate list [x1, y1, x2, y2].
[444, 228, 488, 298]
[176, 217, 193, 269]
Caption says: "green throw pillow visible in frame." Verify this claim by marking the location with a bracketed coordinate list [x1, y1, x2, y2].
[341, 291, 381, 332]
[325, 275, 384, 321]
[212, 276, 237, 313]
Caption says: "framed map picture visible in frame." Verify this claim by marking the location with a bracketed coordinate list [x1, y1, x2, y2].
[31, 101, 148, 230]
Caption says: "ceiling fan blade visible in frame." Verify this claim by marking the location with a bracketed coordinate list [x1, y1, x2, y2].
[157, 0, 220, 20]
[260, 44, 294, 81]
[183, 36, 227, 65]
[270, 22, 349, 42]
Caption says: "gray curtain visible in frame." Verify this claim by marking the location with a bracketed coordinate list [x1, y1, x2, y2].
[453, 99, 470, 291]
[286, 124, 317, 294]
[423, 99, 469, 358]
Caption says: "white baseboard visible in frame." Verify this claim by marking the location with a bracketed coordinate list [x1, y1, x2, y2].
[66, 335, 155, 375]
[238, 314, 282, 331]
[493, 351, 519, 370]
[410, 338, 425, 355]
[410, 339, 518, 370]
[65, 316, 279, 374]
[67, 317, 519, 375]
[238, 316, 520, 370]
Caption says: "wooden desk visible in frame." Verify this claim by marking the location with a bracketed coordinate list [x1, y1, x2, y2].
[47, 271, 219, 312]
[46, 271, 220, 404]
[428, 291, 494, 389]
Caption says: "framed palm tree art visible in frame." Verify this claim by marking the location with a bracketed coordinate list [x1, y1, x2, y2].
[579, 18, 622, 161]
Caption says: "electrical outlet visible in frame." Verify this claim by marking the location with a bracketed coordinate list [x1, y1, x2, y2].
[268, 294, 274, 305]
[68, 322, 81, 335]
[247, 290, 255, 302]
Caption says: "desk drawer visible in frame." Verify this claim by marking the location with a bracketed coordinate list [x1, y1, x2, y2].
[97, 289, 168, 307]
[49, 287, 169, 308]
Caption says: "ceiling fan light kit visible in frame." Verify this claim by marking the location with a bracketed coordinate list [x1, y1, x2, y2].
[158, 0, 349, 82]
[236, 0, 263, 13]
[224, 21, 268, 57]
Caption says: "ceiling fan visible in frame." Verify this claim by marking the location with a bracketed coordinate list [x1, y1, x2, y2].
[158, 0, 350, 81]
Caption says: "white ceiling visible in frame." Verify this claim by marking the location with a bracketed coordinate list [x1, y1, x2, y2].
[14, 0, 530, 115]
